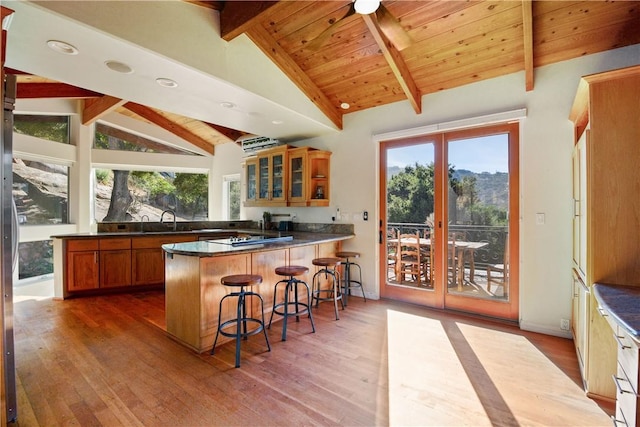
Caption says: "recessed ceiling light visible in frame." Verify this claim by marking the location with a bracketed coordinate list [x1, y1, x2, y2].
[104, 60, 134, 74]
[340, 102, 350, 110]
[272, 120, 284, 125]
[220, 102, 236, 109]
[156, 77, 178, 88]
[46, 40, 78, 55]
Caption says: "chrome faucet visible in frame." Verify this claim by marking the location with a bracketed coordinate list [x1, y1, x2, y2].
[140, 214, 150, 232]
[160, 209, 177, 231]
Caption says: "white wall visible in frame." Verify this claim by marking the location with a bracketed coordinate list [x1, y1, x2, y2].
[244, 44, 640, 337]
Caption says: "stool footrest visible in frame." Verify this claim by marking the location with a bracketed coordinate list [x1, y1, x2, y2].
[217, 318, 266, 339]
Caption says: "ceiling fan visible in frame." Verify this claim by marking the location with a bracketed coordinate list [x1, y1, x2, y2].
[306, 0, 413, 51]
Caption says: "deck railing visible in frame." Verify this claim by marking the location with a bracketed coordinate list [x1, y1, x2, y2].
[387, 222, 507, 268]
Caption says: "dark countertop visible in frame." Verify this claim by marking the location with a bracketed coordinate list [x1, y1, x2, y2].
[50, 229, 237, 239]
[593, 283, 640, 341]
[161, 231, 353, 257]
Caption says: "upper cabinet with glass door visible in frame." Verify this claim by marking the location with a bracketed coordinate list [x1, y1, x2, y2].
[244, 145, 331, 207]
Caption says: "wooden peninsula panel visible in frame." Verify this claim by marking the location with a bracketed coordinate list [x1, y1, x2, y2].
[163, 238, 345, 353]
[165, 253, 250, 352]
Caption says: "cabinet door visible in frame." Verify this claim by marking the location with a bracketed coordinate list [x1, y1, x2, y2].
[100, 250, 132, 288]
[271, 151, 286, 202]
[245, 157, 258, 204]
[572, 271, 589, 376]
[132, 248, 164, 286]
[67, 250, 99, 291]
[573, 131, 588, 279]
[288, 149, 306, 205]
[258, 155, 270, 201]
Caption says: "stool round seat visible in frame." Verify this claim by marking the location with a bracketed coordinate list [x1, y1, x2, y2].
[211, 274, 270, 368]
[335, 251, 360, 259]
[336, 251, 367, 305]
[275, 265, 309, 277]
[269, 265, 315, 341]
[312, 257, 342, 268]
[221, 274, 262, 287]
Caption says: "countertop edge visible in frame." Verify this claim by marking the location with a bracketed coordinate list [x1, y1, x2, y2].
[593, 283, 640, 342]
[161, 233, 354, 257]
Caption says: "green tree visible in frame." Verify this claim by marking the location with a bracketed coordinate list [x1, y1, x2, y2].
[174, 173, 208, 219]
[387, 163, 435, 223]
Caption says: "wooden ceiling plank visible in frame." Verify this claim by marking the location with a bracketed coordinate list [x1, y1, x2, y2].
[124, 102, 214, 155]
[219, 1, 281, 42]
[362, 13, 421, 114]
[522, 0, 534, 91]
[245, 24, 343, 130]
[82, 96, 127, 125]
[16, 82, 102, 99]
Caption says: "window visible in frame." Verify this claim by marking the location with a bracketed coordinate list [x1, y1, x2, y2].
[223, 174, 241, 220]
[18, 240, 53, 280]
[14, 114, 70, 144]
[94, 123, 197, 155]
[13, 158, 69, 225]
[96, 169, 208, 222]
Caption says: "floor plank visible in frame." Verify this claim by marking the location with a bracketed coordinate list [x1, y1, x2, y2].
[12, 290, 612, 426]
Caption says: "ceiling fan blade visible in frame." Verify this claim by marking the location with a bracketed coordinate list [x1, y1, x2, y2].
[375, 3, 412, 51]
[305, 2, 356, 51]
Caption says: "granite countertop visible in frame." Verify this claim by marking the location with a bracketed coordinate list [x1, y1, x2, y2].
[162, 231, 353, 257]
[593, 283, 640, 341]
[51, 229, 240, 239]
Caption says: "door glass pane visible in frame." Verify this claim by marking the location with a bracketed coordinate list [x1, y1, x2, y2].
[446, 134, 509, 300]
[386, 143, 435, 288]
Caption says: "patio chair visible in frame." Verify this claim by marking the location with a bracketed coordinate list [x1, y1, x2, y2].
[398, 233, 423, 286]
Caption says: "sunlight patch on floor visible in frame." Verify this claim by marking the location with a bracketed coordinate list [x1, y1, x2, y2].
[386, 309, 491, 426]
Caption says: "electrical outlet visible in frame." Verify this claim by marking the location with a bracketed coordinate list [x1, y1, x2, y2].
[560, 318, 570, 331]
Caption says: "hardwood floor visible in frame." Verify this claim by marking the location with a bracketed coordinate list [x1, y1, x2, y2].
[13, 290, 612, 426]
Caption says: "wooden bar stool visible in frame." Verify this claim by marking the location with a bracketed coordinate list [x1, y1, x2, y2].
[336, 251, 366, 306]
[311, 257, 344, 320]
[268, 265, 316, 341]
[210, 274, 271, 368]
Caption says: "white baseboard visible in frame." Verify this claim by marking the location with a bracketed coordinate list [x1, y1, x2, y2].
[520, 320, 572, 339]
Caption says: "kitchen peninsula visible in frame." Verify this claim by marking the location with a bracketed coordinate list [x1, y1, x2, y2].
[161, 230, 353, 353]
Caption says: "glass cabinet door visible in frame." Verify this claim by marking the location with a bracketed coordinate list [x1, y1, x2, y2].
[258, 156, 270, 200]
[271, 153, 284, 200]
[246, 160, 257, 202]
[289, 152, 304, 201]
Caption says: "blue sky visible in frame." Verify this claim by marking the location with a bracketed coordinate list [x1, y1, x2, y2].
[387, 134, 509, 173]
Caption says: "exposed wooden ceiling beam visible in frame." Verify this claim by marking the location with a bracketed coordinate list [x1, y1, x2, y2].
[361, 13, 421, 115]
[245, 24, 343, 130]
[203, 122, 248, 142]
[219, 1, 279, 41]
[522, 0, 534, 91]
[82, 96, 127, 125]
[183, 1, 224, 11]
[124, 102, 215, 155]
[16, 82, 102, 99]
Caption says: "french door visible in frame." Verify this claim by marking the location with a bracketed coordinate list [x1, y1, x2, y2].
[379, 123, 519, 320]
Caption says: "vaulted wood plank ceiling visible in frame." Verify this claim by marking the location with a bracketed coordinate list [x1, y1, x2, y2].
[6, 1, 640, 154]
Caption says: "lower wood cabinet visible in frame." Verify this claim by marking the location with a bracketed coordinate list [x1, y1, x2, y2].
[99, 238, 131, 288]
[131, 236, 196, 286]
[66, 239, 99, 291]
[65, 235, 196, 294]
